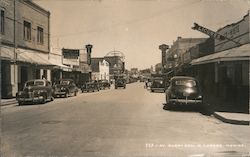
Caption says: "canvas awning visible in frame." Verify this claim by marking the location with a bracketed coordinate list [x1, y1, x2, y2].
[49, 56, 72, 71]
[191, 44, 250, 65]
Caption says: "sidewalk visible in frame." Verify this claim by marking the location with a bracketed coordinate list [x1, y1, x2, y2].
[213, 112, 250, 125]
[0, 98, 17, 106]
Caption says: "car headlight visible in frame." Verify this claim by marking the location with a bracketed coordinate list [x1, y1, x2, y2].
[197, 95, 202, 99]
[61, 87, 66, 91]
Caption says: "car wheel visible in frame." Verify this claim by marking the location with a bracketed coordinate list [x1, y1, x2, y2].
[65, 92, 69, 98]
[51, 96, 54, 101]
[74, 91, 77, 96]
[151, 90, 154, 92]
[41, 95, 46, 104]
[18, 101, 23, 106]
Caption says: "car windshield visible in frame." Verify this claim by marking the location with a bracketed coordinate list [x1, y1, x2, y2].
[26, 81, 44, 87]
[174, 79, 196, 87]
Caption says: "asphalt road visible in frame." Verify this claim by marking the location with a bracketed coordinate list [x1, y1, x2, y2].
[1, 82, 250, 157]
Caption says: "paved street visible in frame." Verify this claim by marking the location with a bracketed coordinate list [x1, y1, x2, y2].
[1, 82, 250, 157]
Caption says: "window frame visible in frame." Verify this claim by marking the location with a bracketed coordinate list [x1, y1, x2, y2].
[37, 26, 44, 44]
[23, 20, 31, 41]
[0, 8, 5, 34]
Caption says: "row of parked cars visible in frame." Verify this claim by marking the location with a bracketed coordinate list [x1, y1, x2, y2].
[147, 76, 203, 108]
[16, 79, 111, 105]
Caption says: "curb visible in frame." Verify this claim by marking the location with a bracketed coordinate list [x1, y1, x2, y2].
[213, 112, 250, 125]
[1, 100, 17, 106]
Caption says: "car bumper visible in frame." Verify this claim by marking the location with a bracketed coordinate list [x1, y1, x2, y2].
[151, 88, 165, 91]
[17, 96, 44, 103]
[169, 99, 202, 104]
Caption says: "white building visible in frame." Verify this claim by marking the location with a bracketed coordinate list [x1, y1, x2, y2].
[91, 58, 110, 81]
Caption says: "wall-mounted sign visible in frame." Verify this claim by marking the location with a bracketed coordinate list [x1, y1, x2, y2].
[192, 23, 225, 40]
[62, 48, 80, 59]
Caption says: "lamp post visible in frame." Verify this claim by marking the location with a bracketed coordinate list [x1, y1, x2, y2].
[159, 44, 169, 74]
[173, 54, 178, 76]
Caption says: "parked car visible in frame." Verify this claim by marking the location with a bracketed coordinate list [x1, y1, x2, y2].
[150, 77, 166, 92]
[165, 76, 203, 107]
[81, 81, 100, 92]
[16, 79, 54, 105]
[53, 79, 78, 98]
[115, 78, 126, 89]
[98, 80, 111, 90]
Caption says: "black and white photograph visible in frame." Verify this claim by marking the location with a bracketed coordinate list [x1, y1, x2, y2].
[0, 0, 249, 156]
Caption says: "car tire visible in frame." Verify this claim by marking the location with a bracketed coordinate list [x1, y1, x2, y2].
[51, 96, 54, 101]
[74, 91, 77, 96]
[151, 90, 154, 92]
[18, 101, 23, 106]
[41, 95, 46, 104]
[65, 92, 69, 98]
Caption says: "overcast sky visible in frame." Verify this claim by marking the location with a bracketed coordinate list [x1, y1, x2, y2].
[34, 0, 250, 70]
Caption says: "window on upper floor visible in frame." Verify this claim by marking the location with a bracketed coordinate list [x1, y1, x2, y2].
[1, 9, 5, 34]
[37, 26, 44, 44]
[23, 20, 31, 41]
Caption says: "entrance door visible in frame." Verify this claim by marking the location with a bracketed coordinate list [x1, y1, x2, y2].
[20, 66, 28, 90]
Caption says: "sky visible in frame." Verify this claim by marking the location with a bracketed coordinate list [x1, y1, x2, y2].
[33, 0, 250, 70]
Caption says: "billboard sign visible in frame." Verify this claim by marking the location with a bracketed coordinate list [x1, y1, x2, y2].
[62, 49, 80, 59]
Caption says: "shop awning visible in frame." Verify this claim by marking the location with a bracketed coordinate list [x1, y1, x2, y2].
[16, 48, 53, 66]
[49, 57, 72, 72]
[191, 44, 250, 65]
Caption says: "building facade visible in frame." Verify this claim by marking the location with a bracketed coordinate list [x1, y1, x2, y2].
[166, 37, 207, 75]
[91, 58, 109, 81]
[1, 0, 52, 98]
[192, 11, 250, 113]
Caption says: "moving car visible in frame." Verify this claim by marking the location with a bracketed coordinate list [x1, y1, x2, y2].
[16, 79, 54, 105]
[165, 76, 203, 107]
[81, 81, 100, 92]
[150, 77, 166, 92]
[53, 79, 78, 98]
[115, 78, 126, 89]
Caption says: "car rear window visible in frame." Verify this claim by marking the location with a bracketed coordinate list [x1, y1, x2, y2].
[26, 81, 44, 86]
[174, 80, 196, 87]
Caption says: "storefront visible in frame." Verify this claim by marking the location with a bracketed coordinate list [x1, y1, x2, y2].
[192, 44, 249, 113]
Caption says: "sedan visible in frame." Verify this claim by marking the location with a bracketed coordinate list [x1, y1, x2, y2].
[165, 76, 203, 107]
[16, 79, 54, 105]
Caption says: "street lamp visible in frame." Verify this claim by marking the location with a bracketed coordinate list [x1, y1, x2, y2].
[173, 54, 178, 76]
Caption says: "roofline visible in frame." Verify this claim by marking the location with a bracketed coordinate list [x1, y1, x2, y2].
[24, 0, 50, 16]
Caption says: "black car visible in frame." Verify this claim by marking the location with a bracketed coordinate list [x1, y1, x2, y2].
[150, 77, 166, 92]
[165, 76, 203, 106]
[16, 79, 54, 105]
[98, 80, 111, 90]
[53, 79, 78, 98]
[81, 81, 100, 92]
[115, 78, 126, 89]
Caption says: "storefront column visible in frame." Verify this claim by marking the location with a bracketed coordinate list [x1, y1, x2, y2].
[10, 64, 18, 97]
[40, 69, 44, 79]
[47, 69, 51, 81]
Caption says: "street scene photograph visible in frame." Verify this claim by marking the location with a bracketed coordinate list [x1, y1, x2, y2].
[0, 0, 250, 156]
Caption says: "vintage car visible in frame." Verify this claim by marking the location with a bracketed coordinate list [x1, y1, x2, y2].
[81, 81, 100, 92]
[115, 78, 126, 89]
[53, 79, 78, 98]
[165, 76, 203, 107]
[150, 77, 166, 92]
[16, 79, 54, 105]
[98, 80, 111, 90]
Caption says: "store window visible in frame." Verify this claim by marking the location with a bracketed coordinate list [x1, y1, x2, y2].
[23, 20, 31, 41]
